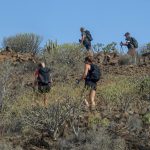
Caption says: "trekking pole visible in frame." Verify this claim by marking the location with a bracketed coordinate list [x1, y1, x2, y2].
[120, 46, 124, 54]
[120, 42, 124, 54]
[75, 79, 87, 108]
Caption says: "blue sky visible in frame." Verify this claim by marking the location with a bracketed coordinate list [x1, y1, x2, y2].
[0, 0, 150, 47]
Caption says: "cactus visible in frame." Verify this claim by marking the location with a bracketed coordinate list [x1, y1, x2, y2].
[44, 40, 58, 53]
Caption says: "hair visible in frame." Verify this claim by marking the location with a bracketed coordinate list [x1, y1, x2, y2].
[38, 62, 45, 68]
[124, 32, 130, 36]
[38, 63, 42, 68]
[80, 27, 85, 32]
[84, 56, 93, 64]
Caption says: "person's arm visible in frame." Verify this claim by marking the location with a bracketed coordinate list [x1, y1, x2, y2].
[76, 64, 90, 84]
[122, 38, 131, 46]
[80, 32, 86, 44]
[81, 35, 86, 44]
[121, 41, 128, 46]
[81, 64, 90, 80]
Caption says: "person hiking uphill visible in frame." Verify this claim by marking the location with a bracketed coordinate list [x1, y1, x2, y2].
[34, 62, 52, 106]
[120, 32, 138, 64]
[79, 27, 93, 51]
[78, 56, 101, 111]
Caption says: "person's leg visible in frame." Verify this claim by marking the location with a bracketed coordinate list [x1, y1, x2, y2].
[83, 87, 90, 107]
[87, 42, 92, 51]
[131, 55, 136, 65]
[86, 50, 93, 57]
[131, 48, 136, 65]
[89, 89, 96, 107]
[134, 53, 137, 65]
[85, 41, 91, 51]
[84, 99, 90, 107]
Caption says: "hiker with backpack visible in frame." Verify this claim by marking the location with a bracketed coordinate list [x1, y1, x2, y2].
[34, 62, 52, 106]
[77, 56, 101, 111]
[79, 27, 93, 51]
[120, 32, 138, 64]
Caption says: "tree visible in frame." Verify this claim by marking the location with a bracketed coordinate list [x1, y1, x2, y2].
[93, 43, 104, 52]
[140, 43, 150, 54]
[3, 33, 42, 54]
[102, 42, 117, 53]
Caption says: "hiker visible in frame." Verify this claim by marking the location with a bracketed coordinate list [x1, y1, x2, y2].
[79, 27, 93, 51]
[121, 32, 138, 64]
[78, 56, 101, 111]
[34, 62, 52, 106]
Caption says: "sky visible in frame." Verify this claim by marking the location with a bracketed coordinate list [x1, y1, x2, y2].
[0, 0, 150, 48]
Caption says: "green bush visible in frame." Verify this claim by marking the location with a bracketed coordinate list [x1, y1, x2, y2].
[43, 43, 84, 82]
[3, 33, 42, 53]
[143, 112, 150, 124]
[97, 76, 137, 103]
[139, 76, 150, 100]
[140, 43, 150, 54]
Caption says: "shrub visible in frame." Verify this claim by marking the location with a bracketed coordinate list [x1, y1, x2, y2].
[2, 33, 42, 53]
[118, 55, 131, 65]
[102, 42, 118, 53]
[0, 140, 22, 150]
[143, 112, 150, 124]
[97, 76, 137, 103]
[139, 76, 150, 101]
[140, 43, 150, 54]
[42, 43, 84, 82]
[139, 77, 150, 94]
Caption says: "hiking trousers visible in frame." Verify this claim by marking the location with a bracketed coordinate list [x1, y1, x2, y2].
[128, 48, 137, 65]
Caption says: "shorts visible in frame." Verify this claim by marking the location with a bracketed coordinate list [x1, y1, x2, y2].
[85, 80, 97, 91]
[38, 83, 51, 93]
[83, 41, 91, 51]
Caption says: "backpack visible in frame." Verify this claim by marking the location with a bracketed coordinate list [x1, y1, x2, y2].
[38, 68, 51, 85]
[89, 64, 101, 82]
[85, 30, 93, 41]
[131, 37, 138, 48]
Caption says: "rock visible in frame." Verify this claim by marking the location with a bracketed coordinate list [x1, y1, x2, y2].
[128, 114, 143, 131]
[128, 111, 134, 115]
[122, 112, 129, 118]
[140, 107, 148, 115]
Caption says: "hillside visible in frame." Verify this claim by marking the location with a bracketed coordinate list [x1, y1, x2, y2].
[0, 48, 150, 150]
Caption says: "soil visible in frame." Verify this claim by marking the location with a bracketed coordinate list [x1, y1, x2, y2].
[0, 51, 150, 150]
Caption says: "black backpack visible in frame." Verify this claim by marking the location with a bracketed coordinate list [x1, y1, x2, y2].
[38, 68, 51, 85]
[131, 37, 138, 48]
[85, 30, 93, 41]
[89, 64, 101, 82]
